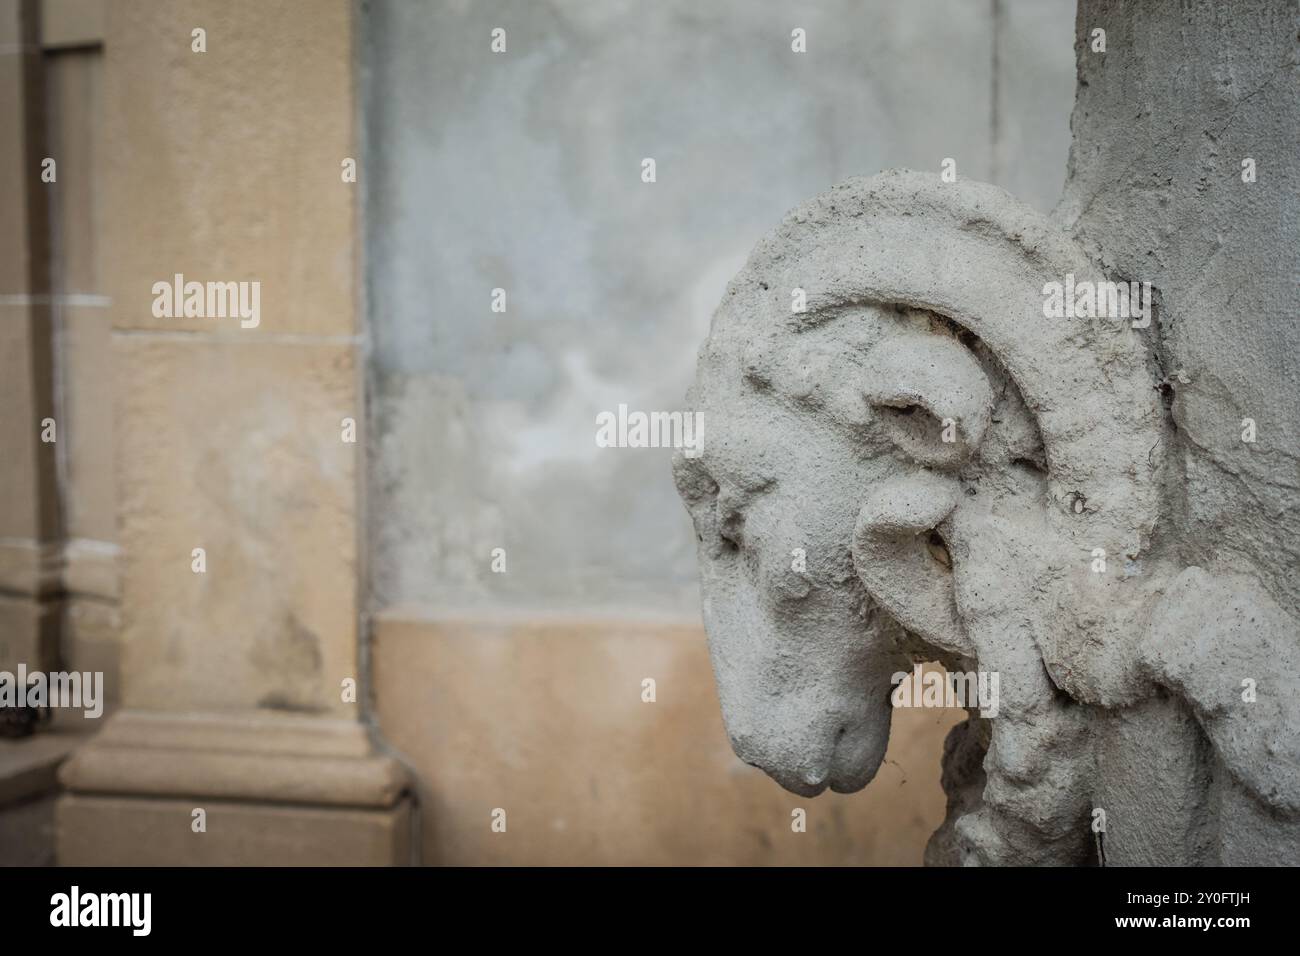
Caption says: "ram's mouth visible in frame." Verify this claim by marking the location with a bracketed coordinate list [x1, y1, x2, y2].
[722, 654, 900, 801]
[749, 721, 893, 798]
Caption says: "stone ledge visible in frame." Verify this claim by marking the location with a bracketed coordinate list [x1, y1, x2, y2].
[58, 794, 413, 866]
[0, 724, 93, 807]
[86, 709, 376, 758]
[59, 710, 410, 809]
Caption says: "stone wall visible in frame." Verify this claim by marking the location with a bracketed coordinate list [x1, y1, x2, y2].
[363, 0, 1075, 615]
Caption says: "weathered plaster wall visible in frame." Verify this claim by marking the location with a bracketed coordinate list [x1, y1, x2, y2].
[363, 0, 1075, 614]
[374, 618, 965, 865]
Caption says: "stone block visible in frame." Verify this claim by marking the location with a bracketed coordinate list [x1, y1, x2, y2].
[113, 337, 360, 715]
[102, 0, 356, 336]
[59, 794, 412, 866]
[57, 710, 413, 865]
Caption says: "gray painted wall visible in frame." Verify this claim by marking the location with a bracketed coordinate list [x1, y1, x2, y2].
[362, 0, 1075, 615]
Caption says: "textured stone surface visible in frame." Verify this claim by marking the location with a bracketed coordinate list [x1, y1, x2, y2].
[1058, 0, 1300, 623]
[102, 0, 356, 335]
[113, 337, 360, 715]
[373, 615, 960, 865]
[675, 159, 1298, 862]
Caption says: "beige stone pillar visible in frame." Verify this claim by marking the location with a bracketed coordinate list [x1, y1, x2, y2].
[56, 0, 411, 865]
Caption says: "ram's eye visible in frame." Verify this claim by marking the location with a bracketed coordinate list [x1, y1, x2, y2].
[671, 453, 718, 504]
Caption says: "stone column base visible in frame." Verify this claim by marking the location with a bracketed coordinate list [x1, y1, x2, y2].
[57, 711, 414, 866]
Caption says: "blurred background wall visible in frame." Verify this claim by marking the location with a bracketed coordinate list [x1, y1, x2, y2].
[360, 0, 1074, 864]
[0, 0, 1076, 865]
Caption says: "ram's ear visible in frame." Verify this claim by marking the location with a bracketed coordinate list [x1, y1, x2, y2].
[860, 326, 993, 471]
[853, 470, 972, 659]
